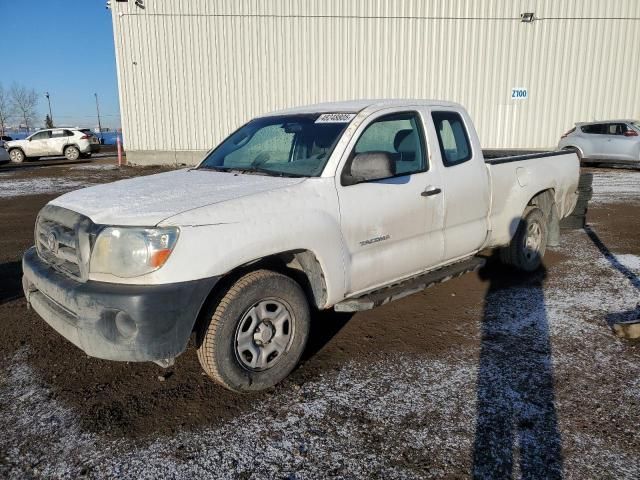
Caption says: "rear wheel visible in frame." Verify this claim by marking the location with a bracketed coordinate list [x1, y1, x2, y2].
[64, 145, 80, 160]
[197, 270, 310, 392]
[500, 206, 548, 272]
[8, 149, 25, 163]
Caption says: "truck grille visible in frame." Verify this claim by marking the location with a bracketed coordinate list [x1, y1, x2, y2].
[35, 205, 93, 281]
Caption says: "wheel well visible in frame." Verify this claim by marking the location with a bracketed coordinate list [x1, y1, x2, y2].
[8, 147, 24, 155]
[192, 250, 328, 336]
[528, 189, 560, 246]
[562, 145, 583, 159]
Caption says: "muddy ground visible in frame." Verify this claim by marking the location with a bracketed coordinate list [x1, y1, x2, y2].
[0, 157, 639, 479]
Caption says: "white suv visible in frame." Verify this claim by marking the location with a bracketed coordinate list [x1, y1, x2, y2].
[6, 128, 100, 163]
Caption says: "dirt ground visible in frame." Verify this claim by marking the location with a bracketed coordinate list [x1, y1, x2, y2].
[0, 157, 639, 479]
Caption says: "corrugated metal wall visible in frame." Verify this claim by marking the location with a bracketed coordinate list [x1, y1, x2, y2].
[111, 0, 640, 163]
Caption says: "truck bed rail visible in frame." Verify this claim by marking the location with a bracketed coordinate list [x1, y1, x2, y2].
[483, 149, 571, 165]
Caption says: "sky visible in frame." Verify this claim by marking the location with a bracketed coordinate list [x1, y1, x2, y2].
[1, 0, 121, 129]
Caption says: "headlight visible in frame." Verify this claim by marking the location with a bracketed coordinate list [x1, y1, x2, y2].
[90, 226, 179, 278]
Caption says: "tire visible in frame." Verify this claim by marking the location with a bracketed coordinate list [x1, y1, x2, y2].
[500, 206, 548, 272]
[8, 149, 25, 163]
[560, 215, 585, 230]
[197, 269, 310, 393]
[64, 145, 80, 161]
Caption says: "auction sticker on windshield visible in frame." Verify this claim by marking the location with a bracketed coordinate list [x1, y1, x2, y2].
[315, 113, 356, 123]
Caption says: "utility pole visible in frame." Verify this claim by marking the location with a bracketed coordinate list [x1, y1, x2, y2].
[94, 92, 103, 143]
[45, 92, 53, 126]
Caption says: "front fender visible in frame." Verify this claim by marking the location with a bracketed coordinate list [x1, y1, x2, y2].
[107, 178, 349, 306]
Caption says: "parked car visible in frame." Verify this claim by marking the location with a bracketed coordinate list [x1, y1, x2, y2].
[5, 128, 100, 163]
[558, 120, 640, 165]
[0, 143, 9, 162]
[22, 99, 579, 392]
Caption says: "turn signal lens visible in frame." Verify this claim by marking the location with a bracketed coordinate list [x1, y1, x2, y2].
[150, 248, 172, 268]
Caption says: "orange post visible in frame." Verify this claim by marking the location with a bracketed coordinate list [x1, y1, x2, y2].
[116, 135, 123, 167]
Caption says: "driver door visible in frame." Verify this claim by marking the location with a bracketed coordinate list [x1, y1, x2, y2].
[25, 130, 52, 156]
[335, 109, 445, 295]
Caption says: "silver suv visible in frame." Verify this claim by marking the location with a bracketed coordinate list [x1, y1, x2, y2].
[5, 128, 100, 163]
[558, 120, 640, 165]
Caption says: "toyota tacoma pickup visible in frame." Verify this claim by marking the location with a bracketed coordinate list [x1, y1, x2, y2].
[22, 100, 579, 392]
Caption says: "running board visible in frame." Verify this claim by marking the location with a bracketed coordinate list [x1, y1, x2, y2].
[334, 257, 486, 312]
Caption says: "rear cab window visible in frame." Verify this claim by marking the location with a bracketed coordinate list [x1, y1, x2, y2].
[431, 111, 472, 166]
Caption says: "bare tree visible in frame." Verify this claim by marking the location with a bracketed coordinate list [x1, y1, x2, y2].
[0, 83, 12, 137]
[10, 84, 38, 132]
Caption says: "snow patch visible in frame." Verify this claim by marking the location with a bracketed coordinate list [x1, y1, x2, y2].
[69, 164, 119, 171]
[591, 170, 640, 205]
[0, 178, 93, 198]
[597, 253, 640, 274]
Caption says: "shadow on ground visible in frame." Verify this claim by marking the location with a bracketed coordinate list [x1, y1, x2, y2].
[584, 225, 640, 328]
[473, 259, 563, 479]
[301, 309, 353, 362]
[0, 261, 23, 306]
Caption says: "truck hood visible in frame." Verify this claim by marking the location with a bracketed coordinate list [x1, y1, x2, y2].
[49, 169, 306, 225]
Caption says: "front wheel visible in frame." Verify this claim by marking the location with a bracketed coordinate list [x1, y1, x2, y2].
[9, 149, 25, 163]
[197, 270, 310, 392]
[500, 206, 548, 272]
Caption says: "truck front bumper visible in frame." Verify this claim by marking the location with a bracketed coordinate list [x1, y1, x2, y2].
[22, 246, 219, 363]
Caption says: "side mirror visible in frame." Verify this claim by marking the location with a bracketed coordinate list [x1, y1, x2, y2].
[344, 152, 395, 185]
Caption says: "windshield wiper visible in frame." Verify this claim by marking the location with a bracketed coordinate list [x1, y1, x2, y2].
[198, 165, 305, 178]
[249, 166, 306, 178]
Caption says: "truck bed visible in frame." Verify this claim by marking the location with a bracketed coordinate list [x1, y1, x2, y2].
[482, 149, 580, 248]
[482, 149, 570, 163]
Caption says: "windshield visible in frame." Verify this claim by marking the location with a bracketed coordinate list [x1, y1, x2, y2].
[632, 122, 640, 131]
[198, 114, 352, 177]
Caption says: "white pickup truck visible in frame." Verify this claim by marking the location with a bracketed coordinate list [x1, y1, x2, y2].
[22, 100, 579, 392]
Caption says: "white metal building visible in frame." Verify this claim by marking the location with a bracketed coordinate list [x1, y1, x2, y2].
[110, 0, 640, 165]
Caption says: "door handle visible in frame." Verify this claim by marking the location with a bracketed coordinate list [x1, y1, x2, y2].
[421, 187, 442, 197]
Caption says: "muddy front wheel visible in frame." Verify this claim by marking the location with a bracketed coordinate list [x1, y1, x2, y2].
[197, 270, 310, 392]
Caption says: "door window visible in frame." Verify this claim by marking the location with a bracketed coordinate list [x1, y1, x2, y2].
[581, 124, 606, 134]
[29, 131, 51, 141]
[431, 112, 472, 166]
[351, 112, 427, 176]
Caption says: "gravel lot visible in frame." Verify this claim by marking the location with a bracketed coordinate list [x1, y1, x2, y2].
[1, 157, 639, 479]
